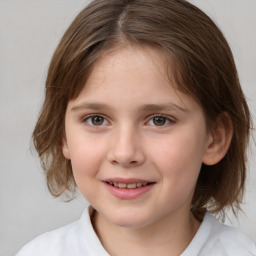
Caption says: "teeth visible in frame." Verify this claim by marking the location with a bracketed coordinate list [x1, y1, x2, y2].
[109, 182, 149, 189]
[118, 183, 127, 188]
[127, 183, 136, 189]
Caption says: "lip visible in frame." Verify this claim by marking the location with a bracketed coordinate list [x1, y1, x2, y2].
[103, 177, 152, 184]
[103, 177, 155, 200]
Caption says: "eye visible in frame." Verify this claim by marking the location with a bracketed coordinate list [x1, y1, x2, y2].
[147, 115, 174, 126]
[83, 115, 109, 126]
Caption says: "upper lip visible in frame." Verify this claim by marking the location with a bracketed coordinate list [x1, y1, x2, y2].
[103, 178, 154, 184]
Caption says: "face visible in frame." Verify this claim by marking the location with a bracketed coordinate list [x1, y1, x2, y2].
[63, 46, 212, 229]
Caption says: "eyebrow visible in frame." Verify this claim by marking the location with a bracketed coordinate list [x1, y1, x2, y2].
[71, 102, 187, 113]
[138, 103, 187, 113]
[71, 103, 113, 111]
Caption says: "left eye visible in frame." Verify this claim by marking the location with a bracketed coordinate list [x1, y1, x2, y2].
[84, 115, 109, 126]
[147, 116, 173, 126]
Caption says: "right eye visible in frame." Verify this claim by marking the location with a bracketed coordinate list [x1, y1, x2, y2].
[83, 115, 109, 126]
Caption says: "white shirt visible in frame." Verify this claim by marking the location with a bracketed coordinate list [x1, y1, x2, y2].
[16, 206, 256, 256]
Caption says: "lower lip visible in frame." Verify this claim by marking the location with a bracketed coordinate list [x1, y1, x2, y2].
[104, 182, 155, 200]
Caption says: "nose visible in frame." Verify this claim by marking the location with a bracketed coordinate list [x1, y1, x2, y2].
[107, 126, 146, 168]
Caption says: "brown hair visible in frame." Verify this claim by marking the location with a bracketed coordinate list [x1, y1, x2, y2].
[33, 0, 251, 218]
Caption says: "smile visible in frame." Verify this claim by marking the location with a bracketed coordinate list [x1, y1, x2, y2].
[103, 178, 155, 199]
[106, 181, 151, 189]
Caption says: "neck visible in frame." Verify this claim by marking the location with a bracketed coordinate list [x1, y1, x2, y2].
[92, 209, 200, 256]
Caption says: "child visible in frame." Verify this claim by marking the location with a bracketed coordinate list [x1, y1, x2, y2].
[17, 0, 256, 255]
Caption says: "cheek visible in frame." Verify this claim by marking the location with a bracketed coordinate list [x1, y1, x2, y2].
[68, 139, 107, 200]
[152, 131, 205, 185]
[67, 136, 106, 178]
[150, 134, 205, 210]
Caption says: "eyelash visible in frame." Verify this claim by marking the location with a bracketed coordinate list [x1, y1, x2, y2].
[82, 114, 110, 127]
[82, 114, 175, 127]
[148, 114, 175, 127]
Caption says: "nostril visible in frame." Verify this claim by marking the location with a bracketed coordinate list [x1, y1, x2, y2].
[111, 160, 119, 165]
[111, 160, 138, 165]
[107, 146, 146, 166]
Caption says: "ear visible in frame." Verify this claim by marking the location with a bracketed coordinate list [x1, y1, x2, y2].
[203, 112, 233, 165]
[62, 137, 71, 160]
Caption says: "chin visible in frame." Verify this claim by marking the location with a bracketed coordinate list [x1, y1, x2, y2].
[106, 212, 154, 229]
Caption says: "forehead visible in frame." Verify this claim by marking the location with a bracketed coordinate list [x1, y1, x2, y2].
[81, 46, 180, 99]
[68, 46, 203, 115]
[88, 46, 167, 87]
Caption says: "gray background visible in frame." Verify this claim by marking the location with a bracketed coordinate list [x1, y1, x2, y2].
[0, 0, 255, 255]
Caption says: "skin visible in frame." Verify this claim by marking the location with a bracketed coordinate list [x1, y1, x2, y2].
[62, 46, 232, 256]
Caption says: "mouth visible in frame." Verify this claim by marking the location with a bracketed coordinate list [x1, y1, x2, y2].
[105, 181, 154, 189]
[103, 178, 155, 199]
